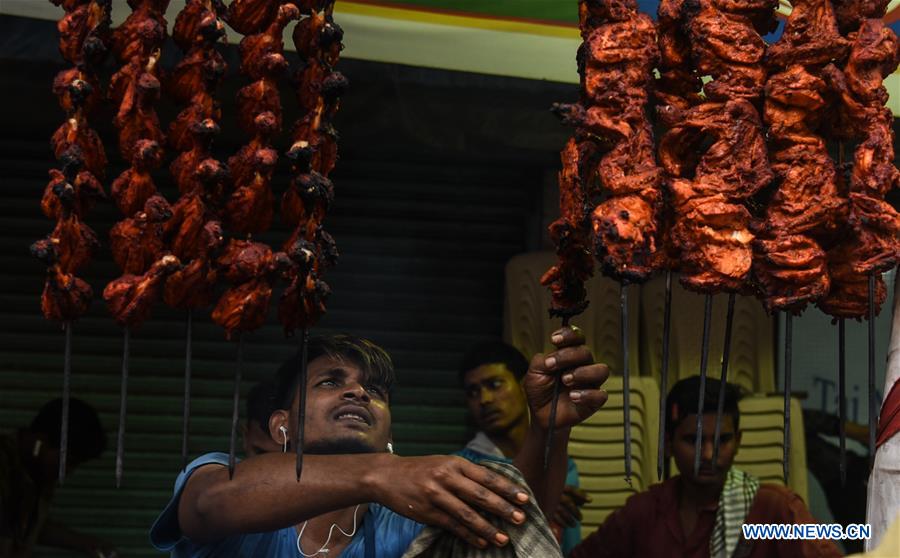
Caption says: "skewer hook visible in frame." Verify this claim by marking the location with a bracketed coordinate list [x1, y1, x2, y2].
[657, 271, 673, 481]
[712, 293, 736, 470]
[693, 294, 714, 477]
[182, 309, 193, 472]
[783, 312, 793, 485]
[228, 335, 244, 480]
[59, 321, 72, 483]
[115, 328, 130, 488]
[296, 328, 309, 480]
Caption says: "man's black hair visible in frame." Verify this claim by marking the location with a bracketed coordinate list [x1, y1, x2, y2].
[275, 334, 395, 409]
[458, 341, 529, 384]
[246, 379, 278, 433]
[665, 376, 743, 437]
[30, 398, 106, 463]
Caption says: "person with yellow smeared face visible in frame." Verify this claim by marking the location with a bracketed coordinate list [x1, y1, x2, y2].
[455, 341, 588, 556]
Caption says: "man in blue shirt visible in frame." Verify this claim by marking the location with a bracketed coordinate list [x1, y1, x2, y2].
[151, 328, 609, 557]
[455, 341, 588, 556]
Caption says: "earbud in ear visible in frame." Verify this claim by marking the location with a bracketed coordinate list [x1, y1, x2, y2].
[386, 442, 394, 455]
[279, 425, 288, 453]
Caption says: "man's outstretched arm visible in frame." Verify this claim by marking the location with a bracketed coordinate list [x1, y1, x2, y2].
[514, 326, 610, 518]
[179, 451, 531, 549]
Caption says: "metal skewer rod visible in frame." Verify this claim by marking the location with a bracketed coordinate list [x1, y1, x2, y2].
[544, 316, 570, 471]
[693, 294, 714, 478]
[839, 318, 847, 486]
[621, 284, 633, 484]
[657, 271, 673, 481]
[116, 328, 130, 488]
[59, 321, 72, 483]
[868, 274, 876, 470]
[296, 328, 309, 480]
[182, 309, 193, 472]
[783, 313, 793, 484]
[228, 334, 244, 480]
[712, 293, 736, 470]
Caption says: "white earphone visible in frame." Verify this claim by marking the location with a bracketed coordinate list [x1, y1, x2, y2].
[386, 442, 394, 454]
[279, 425, 288, 453]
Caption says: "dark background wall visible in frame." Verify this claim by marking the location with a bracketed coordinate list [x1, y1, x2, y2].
[0, 14, 574, 556]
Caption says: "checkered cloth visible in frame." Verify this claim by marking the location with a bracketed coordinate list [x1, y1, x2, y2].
[401, 460, 563, 558]
[710, 467, 760, 558]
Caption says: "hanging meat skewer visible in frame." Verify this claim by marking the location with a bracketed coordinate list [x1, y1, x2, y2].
[280, 0, 346, 479]
[212, 2, 301, 478]
[105, 0, 176, 487]
[653, 0, 700, 480]
[547, 0, 664, 479]
[818, 18, 900, 468]
[753, 0, 849, 483]
[41, 0, 111, 483]
[164, 0, 230, 471]
[658, 0, 775, 477]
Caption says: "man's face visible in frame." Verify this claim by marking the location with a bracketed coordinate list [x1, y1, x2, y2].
[463, 363, 528, 436]
[285, 355, 392, 454]
[668, 413, 741, 487]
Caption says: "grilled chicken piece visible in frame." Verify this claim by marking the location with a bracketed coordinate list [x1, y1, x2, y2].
[111, 0, 169, 63]
[818, 242, 887, 319]
[111, 139, 162, 216]
[172, 0, 226, 52]
[753, 235, 830, 313]
[292, 9, 344, 66]
[211, 278, 273, 339]
[239, 3, 299, 80]
[53, 67, 101, 116]
[540, 138, 596, 318]
[109, 195, 172, 274]
[168, 55, 224, 151]
[48, 183, 100, 274]
[41, 148, 105, 220]
[51, 112, 106, 180]
[56, 0, 111, 67]
[592, 193, 660, 282]
[32, 237, 93, 322]
[236, 75, 284, 135]
[103, 254, 181, 328]
[164, 220, 223, 309]
[765, 0, 848, 69]
[228, 111, 278, 186]
[167, 38, 227, 105]
[224, 0, 282, 35]
[170, 118, 220, 195]
[831, 0, 890, 35]
[114, 72, 165, 161]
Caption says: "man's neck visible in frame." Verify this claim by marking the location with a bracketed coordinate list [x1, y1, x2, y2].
[297, 504, 369, 555]
[677, 476, 723, 511]
[486, 415, 529, 459]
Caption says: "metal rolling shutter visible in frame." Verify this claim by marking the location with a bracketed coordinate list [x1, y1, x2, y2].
[0, 48, 556, 554]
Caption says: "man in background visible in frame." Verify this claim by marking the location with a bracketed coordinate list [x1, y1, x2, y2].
[571, 376, 842, 558]
[456, 340, 588, 556]
[0, 398, 117, 557]
[242, 380, 281, 457]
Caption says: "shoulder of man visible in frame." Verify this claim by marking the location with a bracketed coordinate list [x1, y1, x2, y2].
[748, 483, 814, 522]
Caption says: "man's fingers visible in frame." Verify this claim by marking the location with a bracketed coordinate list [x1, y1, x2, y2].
[434, 493, 509, 547]
[542, 346, 594, 375]
[550, 325, 585, 348]
[560, 363, 610, 389]
[453, 475, 525, 527]
[434, 512, 490, 549]
[569, 388, 609, 409]
[461, 462, 530, 508]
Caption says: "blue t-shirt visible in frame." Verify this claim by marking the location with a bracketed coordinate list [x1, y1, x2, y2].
[149, 453, 424, 557]
[454, 447, 582, 557]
